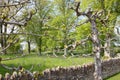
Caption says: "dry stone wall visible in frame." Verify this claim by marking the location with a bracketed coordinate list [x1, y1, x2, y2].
[41, 58, 120, 80]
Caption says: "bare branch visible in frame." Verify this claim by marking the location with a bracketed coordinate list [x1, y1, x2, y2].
[1, 54, 26, 61]
[67, 36, 90, 49]
[0, 39, 19, 53]
[0, 0, 31, 7]
[0, 20, 25, 26]
[9, 5, 24, 19]
[0, 32, 42, 37]
[0, 63, 18, 70]
[29, 65, 34, 71]
[75, 19, 89, 27]
[70, 2, 86, 16]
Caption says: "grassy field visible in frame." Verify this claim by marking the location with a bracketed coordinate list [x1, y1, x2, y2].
[0, 54, 93, 75]
[105, 73, 120, 80]
[1, 54, 120, 80]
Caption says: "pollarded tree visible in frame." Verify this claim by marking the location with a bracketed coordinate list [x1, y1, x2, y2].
[70, 0, 120, 79]
[92, 0, 120, 58]
[70, 0, 104, 79]
[0, 0, 34, 54]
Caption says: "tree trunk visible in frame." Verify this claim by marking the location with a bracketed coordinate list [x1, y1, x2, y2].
[0, 23, 2, 54]
[27, 40, 31, 54]
[38, 47, 42, 55]
[104, 34, 110, 58]
[52, 48, 57, 57]
[38, 37, 42, 55]
[0, 23, 4, 54]
[90, 19, 102, 80]
[63, 29, 68, 57]
[64, 47, 67, 56]
[63, 42, 67, 57]
[0, 23, 7, 54]
[3, 24, 7, 54]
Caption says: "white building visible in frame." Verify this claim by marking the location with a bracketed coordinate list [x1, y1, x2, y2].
[114, 16, 120, 46]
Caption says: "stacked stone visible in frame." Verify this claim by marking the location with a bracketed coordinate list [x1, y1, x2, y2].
[0, 71, 40, 80]
[41, 58, 120, 80]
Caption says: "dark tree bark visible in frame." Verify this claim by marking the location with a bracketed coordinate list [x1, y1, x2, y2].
[27, 40, 31, 54]
[0, 22, 4, 54]
[38, 37, 42, 55]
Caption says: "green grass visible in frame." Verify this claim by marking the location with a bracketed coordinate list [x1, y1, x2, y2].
[105, 72, 120, 80]
[0, 54, 93, 75]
